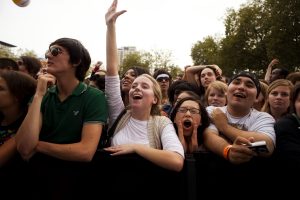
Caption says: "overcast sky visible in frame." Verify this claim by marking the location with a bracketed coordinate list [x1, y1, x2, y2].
[0, 0, 248, 68]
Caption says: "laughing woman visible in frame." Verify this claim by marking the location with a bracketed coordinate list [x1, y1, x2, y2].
[104, 0, 184, 172]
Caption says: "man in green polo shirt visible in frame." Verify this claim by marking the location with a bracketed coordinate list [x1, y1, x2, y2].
[16, 38, 108, 162]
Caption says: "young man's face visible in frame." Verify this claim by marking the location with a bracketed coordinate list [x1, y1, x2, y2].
[227, 76, 257, 109]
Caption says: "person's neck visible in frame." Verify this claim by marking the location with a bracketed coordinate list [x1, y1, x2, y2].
[270, 107, 286, 121]
[227, 105, 251, 117]
[131, 108, 151, 121]
[56, 78, 80, 101]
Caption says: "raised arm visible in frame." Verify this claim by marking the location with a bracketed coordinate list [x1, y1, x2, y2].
[106, 0, 126, 76]
[264, 58, 279, 84]
[183, 65, 205, 87]
[15, 73, 55, 160]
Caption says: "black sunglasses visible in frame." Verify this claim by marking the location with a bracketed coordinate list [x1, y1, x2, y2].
[45, 46, 63, 58]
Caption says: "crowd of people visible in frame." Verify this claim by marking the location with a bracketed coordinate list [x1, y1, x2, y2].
[0, 0, 300, 198]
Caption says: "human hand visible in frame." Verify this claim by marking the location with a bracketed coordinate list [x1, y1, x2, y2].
[104, 144, 140, 156]
[227, 136, 257, 164]
[105, 0, 127, 26]
[268, 58, 280, 69]
[210, 108, 228, 132]
[36, 68, 56, 96]
[176, 121, 188, 152]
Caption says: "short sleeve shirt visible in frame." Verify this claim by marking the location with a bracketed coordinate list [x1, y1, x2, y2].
[40, 82, 108, 144]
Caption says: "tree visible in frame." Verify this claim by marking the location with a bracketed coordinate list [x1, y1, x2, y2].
[264, 0, 300, 70]
[219, 0, 269, 76]
[119, 51, 149, 75]
[120, 49, 175, 75]
[191, 36, 220, 66]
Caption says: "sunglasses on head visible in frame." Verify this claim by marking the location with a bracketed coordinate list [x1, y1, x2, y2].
[45, 46, 63, 58]
[157, 77, 170, 82]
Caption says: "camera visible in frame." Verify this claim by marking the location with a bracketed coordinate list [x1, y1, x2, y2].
[247, 141, 269, 153]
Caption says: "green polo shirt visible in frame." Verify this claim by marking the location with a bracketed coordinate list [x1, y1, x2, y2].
[39, 82, 108, 144]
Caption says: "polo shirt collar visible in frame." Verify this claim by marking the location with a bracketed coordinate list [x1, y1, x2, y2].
[48, 82, 87, 96]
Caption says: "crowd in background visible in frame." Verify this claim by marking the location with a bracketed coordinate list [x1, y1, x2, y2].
[0, 0, 300, 198]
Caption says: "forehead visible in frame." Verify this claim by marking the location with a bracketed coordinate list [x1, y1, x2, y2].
[201, 68, 214, 74]
[178, 92, 191, 99]
[126, 69, 135, 74]
[133, 76, 153, 85]
[181, 100, 199, 108]
[232, 76, 254, 84]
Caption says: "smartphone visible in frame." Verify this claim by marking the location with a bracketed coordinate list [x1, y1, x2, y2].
[247, 141, 269, 153]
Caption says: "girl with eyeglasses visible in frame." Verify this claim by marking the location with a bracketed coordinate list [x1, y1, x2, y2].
[170, 96, 210, 153]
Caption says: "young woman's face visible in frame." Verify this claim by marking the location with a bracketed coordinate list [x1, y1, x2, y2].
[200, 68, 216, 88]
[121, 69, 137, 93]
[0, 77, 16, 111]
[129, 76, 157, 110]
[175, 100, 201, 135]
[207, 88, 227, 107]
[268, 85, 291, 112]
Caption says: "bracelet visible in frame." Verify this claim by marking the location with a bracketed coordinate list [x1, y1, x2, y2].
[223, 145, 233, 160]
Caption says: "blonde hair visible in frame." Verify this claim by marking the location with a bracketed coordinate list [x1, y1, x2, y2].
[261, 79, 294, 114]
[204, 81, 228, 106]
[139, 74, 162, 115]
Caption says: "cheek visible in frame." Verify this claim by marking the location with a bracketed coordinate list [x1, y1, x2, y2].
[193, 115, 201, 124]
[174, 113, 182, 124]
[295, 102, 300, 115]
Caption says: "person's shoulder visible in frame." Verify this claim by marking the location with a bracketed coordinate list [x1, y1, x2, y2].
[252, 109, 274, 120]
[276, 114, 296, 126]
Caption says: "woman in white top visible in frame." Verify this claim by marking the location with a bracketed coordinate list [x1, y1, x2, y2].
[104, 0, 184, 172]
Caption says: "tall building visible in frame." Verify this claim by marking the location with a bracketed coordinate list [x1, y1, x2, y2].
[117, 46, 136, 65]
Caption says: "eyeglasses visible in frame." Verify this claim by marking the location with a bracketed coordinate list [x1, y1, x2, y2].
[177, 107, 200, 114]
[156, 77, 170, 82]
[45, 46, 63, 58]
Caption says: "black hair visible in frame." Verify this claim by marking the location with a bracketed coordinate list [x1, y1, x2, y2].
[20, 56, 42, 78]
[49, 38, 91, 81]
[0, 58, 18, 71]
[168, 80, 201, 105]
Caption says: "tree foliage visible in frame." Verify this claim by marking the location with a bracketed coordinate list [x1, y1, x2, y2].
[191, 36, 220, 65]
[120, 49, 178, 76]
[190, 0, 300, 78]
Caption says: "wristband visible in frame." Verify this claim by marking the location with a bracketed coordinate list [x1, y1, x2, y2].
[223, 145, 233, 160]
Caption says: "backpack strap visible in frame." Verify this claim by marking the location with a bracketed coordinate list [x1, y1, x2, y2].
[99, 109, 127, 148]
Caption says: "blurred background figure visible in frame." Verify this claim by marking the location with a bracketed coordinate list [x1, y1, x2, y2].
[0, 71, 37, 167]
[17, 56, 43, 79]
[0, 58, 18, 72]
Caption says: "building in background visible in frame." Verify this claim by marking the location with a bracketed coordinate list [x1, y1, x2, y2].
[0, 41, 16, 48]
[117, 46, 136, 65]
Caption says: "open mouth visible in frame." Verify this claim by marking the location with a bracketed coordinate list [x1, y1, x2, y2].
[233, 92, 246, 98]
[133, 94, 142, 100]
[183, 120, 192, 128]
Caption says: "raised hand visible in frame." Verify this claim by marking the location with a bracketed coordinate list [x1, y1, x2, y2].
[105, 0, 127, 25]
